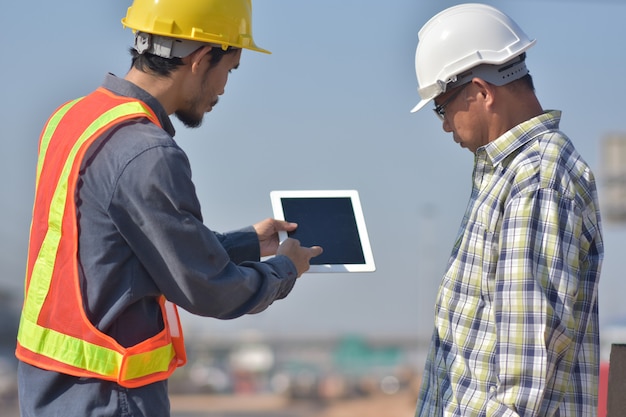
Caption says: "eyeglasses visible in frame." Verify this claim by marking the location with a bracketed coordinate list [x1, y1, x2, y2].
[433, 83, 469, 121]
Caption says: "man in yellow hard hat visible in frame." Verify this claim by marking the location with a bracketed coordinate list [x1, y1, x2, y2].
[16, 1, 322, 416]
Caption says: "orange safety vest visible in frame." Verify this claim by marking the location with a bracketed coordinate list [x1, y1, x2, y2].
[16, 87, 187, 388]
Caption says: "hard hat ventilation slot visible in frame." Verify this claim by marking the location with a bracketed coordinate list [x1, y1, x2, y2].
[496, 53, 528, 82]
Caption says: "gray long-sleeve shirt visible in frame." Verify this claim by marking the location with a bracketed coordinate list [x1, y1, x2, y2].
[18, 74, 297, 417]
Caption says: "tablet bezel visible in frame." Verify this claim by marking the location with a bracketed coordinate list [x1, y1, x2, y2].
[270, 190, 376, 273]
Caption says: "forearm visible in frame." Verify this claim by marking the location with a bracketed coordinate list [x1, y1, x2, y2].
[213, 226, 260, 264]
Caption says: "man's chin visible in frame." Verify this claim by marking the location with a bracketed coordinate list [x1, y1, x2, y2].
[175, 111, 203, 129]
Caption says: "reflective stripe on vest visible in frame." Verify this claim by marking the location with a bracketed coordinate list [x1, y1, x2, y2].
[16, 88, 186, 387]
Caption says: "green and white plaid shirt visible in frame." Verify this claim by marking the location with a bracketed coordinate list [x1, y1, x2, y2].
[416, 111, 603, 417]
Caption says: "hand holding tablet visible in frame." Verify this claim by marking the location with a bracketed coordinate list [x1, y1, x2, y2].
[270, 190, 376, 273]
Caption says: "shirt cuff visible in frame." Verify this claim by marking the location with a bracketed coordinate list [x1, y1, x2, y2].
[264, 255, 298, 299]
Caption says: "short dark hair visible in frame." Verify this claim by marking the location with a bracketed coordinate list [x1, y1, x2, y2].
[129, 46, 237, 77]
[504, 73, 535, 93]
[519, 73, 535, 91]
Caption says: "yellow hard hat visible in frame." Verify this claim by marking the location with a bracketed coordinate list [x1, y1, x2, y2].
[121, 0, 270, 55]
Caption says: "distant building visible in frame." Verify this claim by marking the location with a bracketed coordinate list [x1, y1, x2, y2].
[600, 134, 626, 224]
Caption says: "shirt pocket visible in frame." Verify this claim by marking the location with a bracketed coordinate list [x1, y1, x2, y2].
[443, 222, 488, 300]
[448, 221, 499, 302]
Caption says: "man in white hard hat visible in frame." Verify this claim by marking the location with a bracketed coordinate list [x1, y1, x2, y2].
[411, 4, 603, 416]
[16, 1, 322, 416]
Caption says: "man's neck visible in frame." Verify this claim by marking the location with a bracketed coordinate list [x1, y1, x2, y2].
[124, 67, 181, 115]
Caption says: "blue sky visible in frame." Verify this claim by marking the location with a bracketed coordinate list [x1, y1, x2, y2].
[2, 0, 626, 341]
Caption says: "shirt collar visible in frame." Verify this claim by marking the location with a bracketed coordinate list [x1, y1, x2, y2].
[101, 73, 176, 137]
[480, 110, 562, 166]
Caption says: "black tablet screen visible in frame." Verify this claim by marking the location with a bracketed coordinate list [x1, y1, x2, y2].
[281, 197, 366, 265]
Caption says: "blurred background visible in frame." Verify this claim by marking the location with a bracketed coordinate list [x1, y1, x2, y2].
[2, 1, 626, 416]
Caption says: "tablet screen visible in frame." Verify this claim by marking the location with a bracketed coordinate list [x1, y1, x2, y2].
[270, 190, 376, 273]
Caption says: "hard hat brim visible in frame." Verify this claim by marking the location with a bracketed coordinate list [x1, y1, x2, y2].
[410, 99, 432, 114]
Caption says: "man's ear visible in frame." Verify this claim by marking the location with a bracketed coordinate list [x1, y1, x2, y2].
[473, 78, 495, 107]
[188, 46, 213, 73]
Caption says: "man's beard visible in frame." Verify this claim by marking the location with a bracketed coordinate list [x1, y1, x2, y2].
[175, 97, 219, 129]
[175, 109, 203, 128]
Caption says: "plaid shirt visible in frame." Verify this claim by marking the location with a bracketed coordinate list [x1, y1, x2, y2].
[416, 111, 603, 417]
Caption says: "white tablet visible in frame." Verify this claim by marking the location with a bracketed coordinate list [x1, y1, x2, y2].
[270, 190, 376, 273]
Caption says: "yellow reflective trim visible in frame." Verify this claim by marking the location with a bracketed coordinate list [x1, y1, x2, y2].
[18, 316, 176, 381]
[125, 344, 176, 380]
[26, 101, 154, 320]
[35, 98, 82, 192]
[23, 98, 83, 301]
[24, 101, 154, 324]
[21, 100, 175, 382]
[18, 316, 121, 377]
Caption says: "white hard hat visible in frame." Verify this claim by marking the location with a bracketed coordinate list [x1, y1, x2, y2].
[411, 3, 536, 113]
